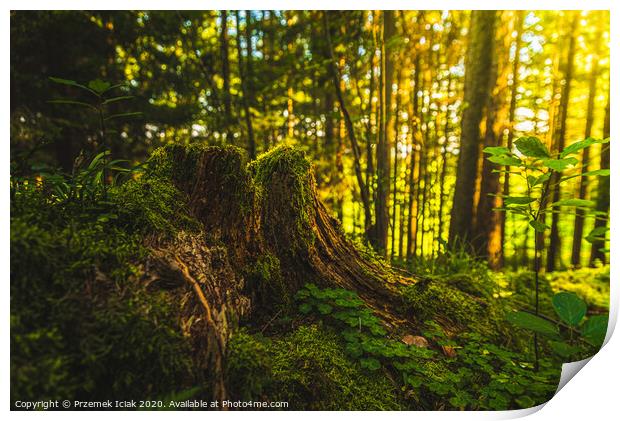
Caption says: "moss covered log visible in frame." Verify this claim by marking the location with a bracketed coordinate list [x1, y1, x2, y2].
[11, 143, 544, 410]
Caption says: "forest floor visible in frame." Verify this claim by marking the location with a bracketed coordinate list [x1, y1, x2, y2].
[10, 144, 610, 410]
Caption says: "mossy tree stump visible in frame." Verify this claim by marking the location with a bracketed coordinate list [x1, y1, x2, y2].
[144, 144, 420, 401]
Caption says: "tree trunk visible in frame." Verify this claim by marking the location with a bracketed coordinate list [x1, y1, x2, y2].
[372, 10, 395, 255]
[235, 11, 256, 159]
[547, 12, 578, 273]
[390, 70, 402, 260]
[448, 11, 496, 248]
[500, 11, 524, 268]
[219, 10, 232, 124]
[323, 12, 373, 234]
[589, 91, 610, 266]
[571, 32, 600, 267]
[406, 55, 421, 261]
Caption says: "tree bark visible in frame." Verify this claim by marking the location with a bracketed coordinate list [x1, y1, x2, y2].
[322, 12, 373, 235]
[219, 10, 232, 124]
[448, 11, 496, 248]
[589, 91, 610, 266]
[235, 11, 256, 159]
[571, 33, 600, 267]
[372, 10, 395, 255]
[547, 12, 578, 272]
[500, 11, 524, 268]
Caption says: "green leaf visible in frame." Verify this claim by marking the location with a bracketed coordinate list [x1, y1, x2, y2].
[514, 136, 551, 158]
[515, 396, 536, 409]
[48, 99, 97, 110]
[49, 76, 94, 93]
[360, 358, 382, 371]
[298, 303, 313, 314]
[88, 79, 111, 94]
[488, 155, 523, 166]
[503, 196, 536, 206]
[552, 199, 595, 207]
[104, 112, 143, 121]
[345, 341, 363, 358]
[529, 220, 549, 232]
[103, 95, 134, 105]
[542, 157, 578, 172]
[316, 303, 333, 315]
[560, 137, 597, 158]
[562, 169, 610, 181]
[581, 315, 608, 346]
[552, 292, 587, 327]
[483, 146, 510, 155]
[549, 341, 581, 358]
[505, 311, 559, 337]
[532, 172, 551, 187]
[586, 226, 608, 243]
[542, 156, 579, 172]
[584, 169, 610, 177]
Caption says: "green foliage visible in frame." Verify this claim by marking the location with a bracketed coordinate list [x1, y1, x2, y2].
[546, 266, 609, 309]
[505, 291, 607, 359]
[484, 136, 609, 232]
[581, 315, 608, 345]
[401, 280, 502, 336]
[484, 135, 610, 369]
[225, 330, 272, 401]
[295, 284, 557, 410]
[552, 292, 587, 327]
[10, 164, 199, 404]
[505, 311, 559, 338]
[268, 325, 401, 410]
[226, 325, 401, 410]
[514, 136, 551, 158]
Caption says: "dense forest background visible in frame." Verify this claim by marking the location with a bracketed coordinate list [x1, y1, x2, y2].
[11, 10, 610, 268]
[10, 10, 611, 410]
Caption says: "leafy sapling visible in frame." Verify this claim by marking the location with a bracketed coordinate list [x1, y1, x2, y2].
[49, 77, 142, 197]
[484, 135, 609, 369]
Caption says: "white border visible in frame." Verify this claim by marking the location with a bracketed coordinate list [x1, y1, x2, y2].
[3, 1, 618, 419]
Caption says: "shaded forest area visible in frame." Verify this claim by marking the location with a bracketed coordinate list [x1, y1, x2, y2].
[10, 10, 610, 410]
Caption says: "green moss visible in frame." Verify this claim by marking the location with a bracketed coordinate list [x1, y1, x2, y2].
[226, 330, 272, 401]
[441, 273, 495, 299]
[112, 176, 198, 235]
[401, 280, 502, 336]
[243, 253, 297, 313]
[11, 173, 197, 403]
[267, 325, 401, 410]
[225, 325, 401, 410]
[249, 145, 316, 251]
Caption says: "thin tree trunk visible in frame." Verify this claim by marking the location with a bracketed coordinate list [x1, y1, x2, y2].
[547, 12, 578, 273]
[406, 54, 421, 261]
[235, 11, 256, 159]
[219, 11, 232, 124]
[390, 72, 401, 260]
[571, 34, 600, 267]
[500, 10, 524, 268]
[438, 74, 453, 248]
[589, 91, 610, 266]
[323, 12, 373, 233]
[373, 10, 395, 255]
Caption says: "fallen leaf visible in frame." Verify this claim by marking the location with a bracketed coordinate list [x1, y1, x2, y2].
[402, 335, 429, 348]
[442, 345, 457, 358]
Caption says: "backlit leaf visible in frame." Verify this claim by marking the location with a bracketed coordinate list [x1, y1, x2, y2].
[514, 137, 551, 158]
